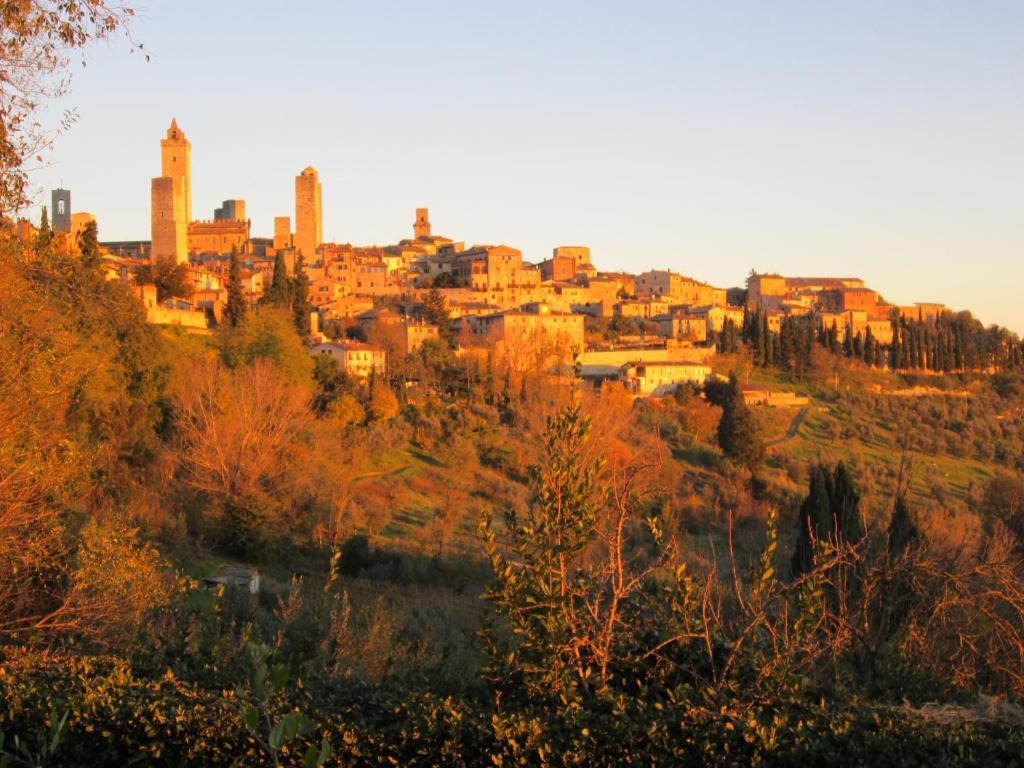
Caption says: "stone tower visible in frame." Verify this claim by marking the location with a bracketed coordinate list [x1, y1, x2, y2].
[294, 167, 322, 258]
[51, 188, 71, 233]
[151, 118, 190, 264]
[214, 199, 246, 222]
[160, 118, 191, 225]
[273, 216, 292, 251]
[151, 178, 187, 264]
[414, 208, 431, 239]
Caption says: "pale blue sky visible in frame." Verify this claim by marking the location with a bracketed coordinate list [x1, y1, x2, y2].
[28, 1, 1024, 331]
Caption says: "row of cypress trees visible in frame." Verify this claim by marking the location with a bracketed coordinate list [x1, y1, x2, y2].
[224, 247, 311, 337]
[737, 305, 1023, 374]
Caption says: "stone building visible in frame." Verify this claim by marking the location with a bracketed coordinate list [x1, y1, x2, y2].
[655, 313, 708, 343]
[452, 245, 527, 291]
[618, 362, 712, 397]
[635, 270, 726, 307]
[188, 218, 250, 256]
[539, 253, 576, 282]
[294, 167, 322, 258]
[614, 299, 669, 320]
[553, 246, 593, 271]
[459, 303, 585, 354]
[899, 303, 947, 324]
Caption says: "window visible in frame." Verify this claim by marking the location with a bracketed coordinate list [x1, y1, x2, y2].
[57, 200, 66, 215]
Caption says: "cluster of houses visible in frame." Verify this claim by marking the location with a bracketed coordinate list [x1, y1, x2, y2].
[2, 120, 950, 404]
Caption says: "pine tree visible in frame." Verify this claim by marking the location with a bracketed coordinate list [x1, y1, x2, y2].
[717, 373, 765, 470]
[292, 253, 311, 337]
[225, 245, 247, 328]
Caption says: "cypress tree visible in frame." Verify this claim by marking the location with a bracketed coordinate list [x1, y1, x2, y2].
[292, 253, 311, 336]
[891, 320, 902, 370]
[790, 461, 863, 576]
[717, 373, 765, 470]
[225, 245, 247, 328]
[863, 326, 875, 366]
[77, 219, 100, 271]
[791, 465, 832, 576]
[266, 251, 292, 306]
[888, 494, 919, 560]
[832, 461, 863, 543]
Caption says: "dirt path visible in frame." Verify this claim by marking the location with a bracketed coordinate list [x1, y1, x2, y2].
[767, 406, 810, 451]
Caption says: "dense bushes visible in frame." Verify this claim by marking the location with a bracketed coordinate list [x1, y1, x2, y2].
[4, 649, 1024, 766]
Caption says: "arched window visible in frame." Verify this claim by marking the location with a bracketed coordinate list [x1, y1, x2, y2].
[57, 200, 65, 215]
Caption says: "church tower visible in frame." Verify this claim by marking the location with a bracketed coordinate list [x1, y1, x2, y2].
[414, 208, 431, 239]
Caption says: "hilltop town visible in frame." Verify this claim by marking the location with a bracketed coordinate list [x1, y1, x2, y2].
[10, 118, 1016, 402]
[5, 0, 1024, 753]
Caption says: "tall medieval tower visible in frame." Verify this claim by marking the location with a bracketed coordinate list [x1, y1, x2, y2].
[161, 118, 191, 224]
[151, 118, 191, 264]
[294, 167, 322, 258]
[414, 208, 431, 239]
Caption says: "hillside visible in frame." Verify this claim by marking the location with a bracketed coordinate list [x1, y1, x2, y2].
[3, 237, 1024, 766]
